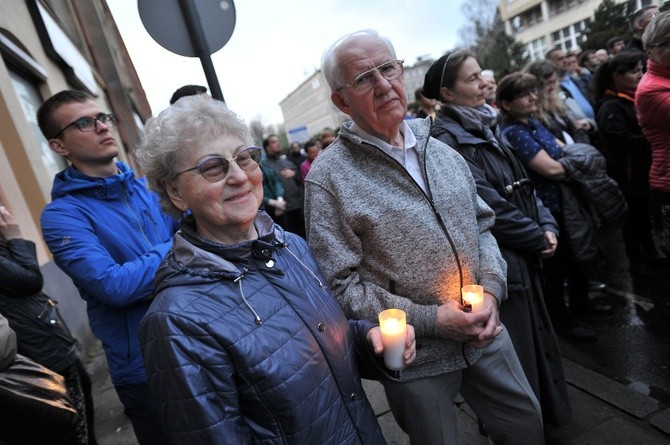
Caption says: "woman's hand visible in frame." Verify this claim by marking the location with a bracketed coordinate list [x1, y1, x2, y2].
[268, 198, 286, 216]
[573, 119, 592, 131]
[0, 206, 21, 242]
[540, 231, 558, 258]
[368, 324, 416, 367]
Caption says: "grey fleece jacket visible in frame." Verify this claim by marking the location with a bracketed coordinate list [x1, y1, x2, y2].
[304, 118, 507, 380]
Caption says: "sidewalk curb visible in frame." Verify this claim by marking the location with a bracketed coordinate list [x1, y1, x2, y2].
[562, 358, 670, 439]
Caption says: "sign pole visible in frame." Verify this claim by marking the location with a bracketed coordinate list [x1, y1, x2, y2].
[177, 0, 225, 102]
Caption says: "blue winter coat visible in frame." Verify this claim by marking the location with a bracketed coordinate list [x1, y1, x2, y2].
[140, 212, 387, 444]
[41, 161, 179, 386]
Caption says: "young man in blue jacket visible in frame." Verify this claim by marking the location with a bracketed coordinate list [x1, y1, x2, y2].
[38, 90, 178, 444]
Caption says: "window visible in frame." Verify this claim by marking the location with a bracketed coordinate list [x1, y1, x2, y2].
[551, 20, 588, 52]
[549, 0, 588, 16]
[9, 69, 67, 177]
[526, 37, 547, 61]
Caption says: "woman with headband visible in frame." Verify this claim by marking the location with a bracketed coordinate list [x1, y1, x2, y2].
[422, 51, 571, 429]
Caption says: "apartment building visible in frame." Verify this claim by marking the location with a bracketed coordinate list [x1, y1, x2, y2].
[499, 0, 660, 60]
[280, 57, 435, 143]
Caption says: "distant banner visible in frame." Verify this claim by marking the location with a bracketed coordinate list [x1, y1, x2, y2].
[288, 126, 309, 144]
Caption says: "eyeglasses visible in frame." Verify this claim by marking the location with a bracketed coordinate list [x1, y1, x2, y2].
[338, 59, 404, 93]
[52, 113, 118, 139]
[514, 88, 538, 99]
[176, 147, 262, 183]
[649, 39, 670, 49]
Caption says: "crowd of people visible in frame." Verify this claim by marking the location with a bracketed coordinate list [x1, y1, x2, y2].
[3, 7, 670, 445]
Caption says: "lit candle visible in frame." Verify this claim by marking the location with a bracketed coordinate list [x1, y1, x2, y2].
[462, 284, 484, 312]
[378, 308, 407, 371]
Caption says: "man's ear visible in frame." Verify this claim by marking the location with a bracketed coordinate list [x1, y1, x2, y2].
[163, 180, 189, 212]
[500, 100, 512, 113]
[331, 91, 351, 115]
[48, 138, 69, 157]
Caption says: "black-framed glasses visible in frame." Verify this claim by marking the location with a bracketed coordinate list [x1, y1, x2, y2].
[52, 113, 118, 139]
[338, 59, 404, 93]
[649, 39, 670, 49]
[176, 147, 262, 183]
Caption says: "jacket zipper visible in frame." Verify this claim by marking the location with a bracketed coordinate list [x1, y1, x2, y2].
[350, 121, 471, 365]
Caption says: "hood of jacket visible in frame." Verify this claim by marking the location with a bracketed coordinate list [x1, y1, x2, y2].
[155, 211, 285, 292]
[50, 161, 137, 201]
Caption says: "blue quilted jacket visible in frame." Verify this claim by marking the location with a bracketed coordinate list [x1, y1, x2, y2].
[140, 212, 387, 444]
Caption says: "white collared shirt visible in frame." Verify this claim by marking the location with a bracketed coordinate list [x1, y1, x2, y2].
[350, 121, 427, 192]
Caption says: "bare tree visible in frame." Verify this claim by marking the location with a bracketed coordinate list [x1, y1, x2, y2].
[248, 118, 265, 147]
[458, 0, 499, 50]
[458, 0, 528, 80]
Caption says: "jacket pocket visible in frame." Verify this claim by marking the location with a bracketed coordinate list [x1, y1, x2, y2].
[36, 298, 60, 327]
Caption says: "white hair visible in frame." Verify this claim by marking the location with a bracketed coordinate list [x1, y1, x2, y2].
[481, 69, 495, 81]
[321, 29, 397, 92]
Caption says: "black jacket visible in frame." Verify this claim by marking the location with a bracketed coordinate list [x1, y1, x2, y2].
[431, 111, 558, 290]
[0, 239, 77, 372]
[557, 143, 628, 263]
[596, 93, 652, 194]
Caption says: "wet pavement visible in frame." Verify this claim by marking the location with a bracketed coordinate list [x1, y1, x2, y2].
[561, 259, 670, 407]
[85, 261, 670, 444]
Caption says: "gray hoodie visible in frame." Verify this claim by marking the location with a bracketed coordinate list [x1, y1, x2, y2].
[305, 117, 507, 380]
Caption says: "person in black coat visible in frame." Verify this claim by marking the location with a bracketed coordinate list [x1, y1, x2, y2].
[594, 52, 658, 275]
[0, 205, 96, 444]
[422, 50, 572, 429]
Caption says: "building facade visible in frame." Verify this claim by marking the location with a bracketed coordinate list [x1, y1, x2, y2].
[499, 0, 660, 60]
[280, 57, 435, 143]
[0, 0, 151, 339]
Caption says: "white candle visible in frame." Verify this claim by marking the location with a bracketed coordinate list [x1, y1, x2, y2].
[462, 284, 484, 312]
[378, 309, 407, 371]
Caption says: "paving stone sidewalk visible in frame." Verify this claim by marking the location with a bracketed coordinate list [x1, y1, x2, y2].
[86, 340, 670, 444]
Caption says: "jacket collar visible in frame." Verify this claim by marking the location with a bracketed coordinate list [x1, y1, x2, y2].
[51, 161, 135, 201]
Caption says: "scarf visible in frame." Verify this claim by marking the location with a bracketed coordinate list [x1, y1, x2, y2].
[442, 103, 501, 149]
[603, 89, 635, 103]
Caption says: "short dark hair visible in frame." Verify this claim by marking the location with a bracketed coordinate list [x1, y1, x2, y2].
[169, 84, 207, 105]
[37, 90, 94, 139]
[263, 134, 278, 149]
[593, 51, 645, 100]
[580, 50, 596, 67]
[606, 36, 625, 50]
[496, 72, 538, 114]
[545, 47, 563, 61]
[304, 139, 320, 151]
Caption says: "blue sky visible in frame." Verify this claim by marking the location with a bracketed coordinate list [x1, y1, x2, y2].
[109, 0, 467, 125]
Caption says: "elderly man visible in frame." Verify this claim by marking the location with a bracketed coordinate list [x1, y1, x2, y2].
[304, 30, 543, 444]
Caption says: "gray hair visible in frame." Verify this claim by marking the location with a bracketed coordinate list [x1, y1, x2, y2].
[135, 95, 253, 219]
[481, 69, 495, 80]
[643, 11, 670, 49]
[321, 29, 396, 92]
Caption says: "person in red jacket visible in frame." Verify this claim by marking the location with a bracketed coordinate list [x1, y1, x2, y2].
[636, 11, 670, 259]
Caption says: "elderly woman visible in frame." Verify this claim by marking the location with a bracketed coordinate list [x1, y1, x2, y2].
[135, 95, 415, 444]
[421, 51, 571, 428]
[595, 52, 657, 275]
[637, 11, 670, 258]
